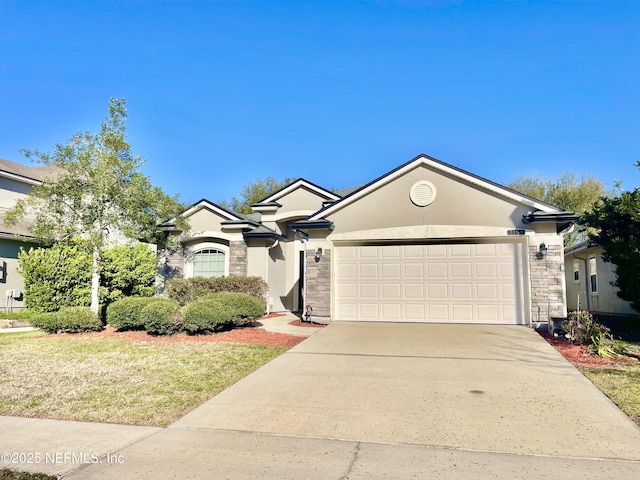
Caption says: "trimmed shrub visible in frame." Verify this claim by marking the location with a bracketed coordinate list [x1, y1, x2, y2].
[205, 292, 265, 326]
[164, 277, 267, 305]
[57, 307, 103, 333]
[30, 312, 59, 334]
[183, 297, 235, 334]
[141, 298, 183, 335]
[30, 307, 102, 334]
[107, 296, 158, 331]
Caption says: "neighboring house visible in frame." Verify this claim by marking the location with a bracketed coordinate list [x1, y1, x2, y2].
[159, 154, 577, 327]
[0, 158, 58, 311]
[564, 242, 636, 316]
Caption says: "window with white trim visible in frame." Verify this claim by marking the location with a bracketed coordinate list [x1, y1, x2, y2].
[193, 249, 226, 278]
[573, 260, 580, 283]
[589, 257, 598, 293]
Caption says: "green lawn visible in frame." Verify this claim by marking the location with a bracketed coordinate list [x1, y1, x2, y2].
[579, 363, 640, 426]
[0, 331, 286, 427]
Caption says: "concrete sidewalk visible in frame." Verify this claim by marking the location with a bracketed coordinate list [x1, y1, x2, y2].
[1, 322, 639, 479]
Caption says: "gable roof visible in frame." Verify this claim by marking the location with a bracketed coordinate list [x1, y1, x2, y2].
[159, 199, 249, 230]
[0, 157, 60, 185]
[253, 178, 341, 207]
[307, 153, 565, 221]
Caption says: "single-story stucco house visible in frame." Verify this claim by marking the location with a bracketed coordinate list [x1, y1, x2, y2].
[564, 242, 637, 316]
[158, 154, 578, 327]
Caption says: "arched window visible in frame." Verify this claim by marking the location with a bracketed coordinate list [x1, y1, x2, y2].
[193, 249, 226, 278]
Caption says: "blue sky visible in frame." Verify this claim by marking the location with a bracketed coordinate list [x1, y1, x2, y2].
[1, 0, 638, 205]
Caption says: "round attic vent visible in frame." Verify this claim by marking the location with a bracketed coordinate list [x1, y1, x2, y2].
[410, 180, 437, 207]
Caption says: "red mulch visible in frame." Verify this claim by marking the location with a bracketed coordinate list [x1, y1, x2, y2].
[48, 324, 306, 348]
[539, 332, 638, 367]
[288, 320, 326, 328]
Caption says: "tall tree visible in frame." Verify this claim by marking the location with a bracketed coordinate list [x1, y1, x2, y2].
[580, 171, 640, 312]
[4, 98, 186, 313]
[508, 172, 606, 245]
[222, 176, 296, 215]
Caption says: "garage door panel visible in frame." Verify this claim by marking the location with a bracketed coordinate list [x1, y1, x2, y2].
[475, 262, 497, 278]
[381, 304, 402, 320]
[427, 263, 447, 277]
[476, 284, 498, 299]
[335, 243, 524, 324]
[451, 263, 472, 278]
[451, 283, 473, 300]
[452, 304, 474, 321]
[359, 264, 378, 278]
[360, 284, 378, 298]
[382, 263, 401, 278]
[404, 283, 424, 299]
[404, 263, 424, 278]
[477, 305, 499, 322]
[381, 283, 401, 299]
[360, 304, 379, 318]
[381, 245, 401, 258]
[405, 304, 425, 319]
[428, 304, 449, 321]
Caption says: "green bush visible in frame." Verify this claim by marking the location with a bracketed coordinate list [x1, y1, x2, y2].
[56, 307, 102, 333]
[183, 297, 235, 334]
[30, 312, 59, 334]
[30, 307, 102, 334]
[107, 296, 158, 331]
[100, 243, 156, 304]
[205, 291, 265, 326]
[141, 298, 183, 335]
[18, 241, 92, 312]
[18, 241, 156, 313]
[164, 276, 267, 305]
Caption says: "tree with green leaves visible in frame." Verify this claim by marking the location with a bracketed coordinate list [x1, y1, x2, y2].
[221, 176, 296, 215]
[580, 169, 640, 312]
[508, 172, 606, 246]
[4, 98, 186, 313]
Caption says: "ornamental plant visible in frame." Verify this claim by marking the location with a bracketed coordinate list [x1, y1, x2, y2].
[562, 310, 617, 358]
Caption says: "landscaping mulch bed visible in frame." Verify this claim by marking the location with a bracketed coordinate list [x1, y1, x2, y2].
[50, 324, 306, 348]
[539, 332, 638, 367]
[288, 319, 327, 328]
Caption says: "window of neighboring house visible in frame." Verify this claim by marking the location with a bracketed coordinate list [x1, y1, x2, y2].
[589, 257, 598, 294]
[193, 249, 226, 278]
[573, 260, 580, 283]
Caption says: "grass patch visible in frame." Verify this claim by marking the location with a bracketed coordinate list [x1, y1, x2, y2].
[579, 363, 640, 426]
[0, 469, 56, 480]
[0, 332, 286, 427]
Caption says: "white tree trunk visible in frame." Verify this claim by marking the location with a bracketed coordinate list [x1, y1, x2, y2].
[90, 246, 100, 313]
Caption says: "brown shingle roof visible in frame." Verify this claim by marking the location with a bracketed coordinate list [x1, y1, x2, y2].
[0, 157, 60, 183]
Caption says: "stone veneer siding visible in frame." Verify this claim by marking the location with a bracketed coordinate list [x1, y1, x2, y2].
[529, 244, 565, 323]
[156, 245, 185, 294]
[305, 247, 331, 321]
[229, 241, 248, 277]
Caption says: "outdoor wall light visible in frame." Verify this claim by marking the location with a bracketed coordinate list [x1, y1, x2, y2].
[539, 243, 548, 257]
[314, 247, 323, 262]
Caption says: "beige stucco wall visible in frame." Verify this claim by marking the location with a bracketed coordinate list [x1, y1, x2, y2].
[565, 246, 636, 316]
[274, 186, 333, 215]
[186, 207, 229, 233]
[325, 165, 531, 235]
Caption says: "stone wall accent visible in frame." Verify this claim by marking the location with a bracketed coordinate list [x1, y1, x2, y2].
[305, 247, 331, 322]
[529, 244, 565, 323]
[229, 241, 248, 277]
[155, 245, 185, 293]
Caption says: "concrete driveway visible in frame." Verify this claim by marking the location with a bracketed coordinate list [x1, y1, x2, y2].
[59, 323, 640, 478]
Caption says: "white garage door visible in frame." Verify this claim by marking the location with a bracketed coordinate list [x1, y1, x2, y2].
[335, 243, 525, 324]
